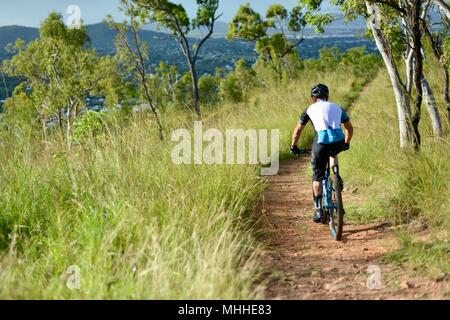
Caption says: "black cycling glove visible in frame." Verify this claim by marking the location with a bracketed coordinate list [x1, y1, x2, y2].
[290, 145, 302, 155]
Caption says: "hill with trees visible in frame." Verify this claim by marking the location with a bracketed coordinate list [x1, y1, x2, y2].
[0, 23, 377, 100]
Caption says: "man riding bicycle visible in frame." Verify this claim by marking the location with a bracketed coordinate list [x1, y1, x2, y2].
[290, 84, 354, 223]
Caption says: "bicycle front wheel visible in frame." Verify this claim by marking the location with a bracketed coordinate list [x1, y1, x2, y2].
[329, 175, 344, 241]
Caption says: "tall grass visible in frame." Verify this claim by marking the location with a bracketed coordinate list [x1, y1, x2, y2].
[340, 69, 449, 277]
[0, 68, 362, 298]
[0, 119, 265, 299]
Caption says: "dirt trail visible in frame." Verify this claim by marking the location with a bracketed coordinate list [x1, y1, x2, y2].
[261, 158, 448, 300]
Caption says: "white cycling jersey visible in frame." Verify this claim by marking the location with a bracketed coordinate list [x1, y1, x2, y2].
[299, 99, 349, 145]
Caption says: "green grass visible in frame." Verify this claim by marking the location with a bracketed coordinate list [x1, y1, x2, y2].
[0, 120, 266, 299]
[0, 67, 364, 299]
[384, 236, 450, 280]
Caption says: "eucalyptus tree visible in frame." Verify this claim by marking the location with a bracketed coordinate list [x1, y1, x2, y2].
[311, 0, 444, 148]
[363, 0, 443, 144]
[227, 2, 333, 82]
[421, 3, 449, 122]
[131, 0, 222, 117]
[2, 13, 117, 140]
[107, 0, 164, 140]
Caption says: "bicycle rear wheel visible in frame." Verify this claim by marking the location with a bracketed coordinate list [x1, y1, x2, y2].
[329, 175, 344, 241]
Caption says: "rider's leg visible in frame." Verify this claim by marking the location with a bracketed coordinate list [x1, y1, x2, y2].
[313, 180, 323, 197]
[330, 155, 344, 189]
[311, 138, 326, 222]
[313, 180, 323, 210]
[312, 142, 325, 205]
[330, 155, 338, 168]
[330, 155, 339, 175]
[330, 140, 346, 176]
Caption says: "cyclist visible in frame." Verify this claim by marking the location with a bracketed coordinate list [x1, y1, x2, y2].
[290, 84, 354, 223]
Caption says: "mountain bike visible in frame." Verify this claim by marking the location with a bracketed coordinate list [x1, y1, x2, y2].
[293, 146, 348, 241]
[321, 151, 345, 241]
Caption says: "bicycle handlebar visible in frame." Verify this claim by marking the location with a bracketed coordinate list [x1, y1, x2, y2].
[291, 143, 350, 157]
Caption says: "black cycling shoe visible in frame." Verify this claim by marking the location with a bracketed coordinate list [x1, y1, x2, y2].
[313, 209, 324, 223]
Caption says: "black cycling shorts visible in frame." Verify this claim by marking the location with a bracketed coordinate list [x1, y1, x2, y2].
[311, 137, 346, 181]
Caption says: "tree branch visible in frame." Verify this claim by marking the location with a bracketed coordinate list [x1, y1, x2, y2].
[369, 0, 408, 15]
[279, 37, 305, 58]
[193, 13, 223, 65]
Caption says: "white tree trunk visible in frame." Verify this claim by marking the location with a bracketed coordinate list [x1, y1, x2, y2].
[405, 49, 414, 94]
[422, 78, 443, 137]
[365, 1, 413, 148]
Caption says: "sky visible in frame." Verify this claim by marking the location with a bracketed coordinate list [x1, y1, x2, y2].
[0, 0, 336, 27]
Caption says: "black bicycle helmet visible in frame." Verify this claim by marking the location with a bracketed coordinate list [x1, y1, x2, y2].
[311, 84, 329, 98]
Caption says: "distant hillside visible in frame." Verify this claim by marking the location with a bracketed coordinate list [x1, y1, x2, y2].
[0, 25, 39, 50]
[0, 23, 376, 67]
[0, 23, 378, 100]
[143, 16, 368, 38]
[143, 21, 229, 38]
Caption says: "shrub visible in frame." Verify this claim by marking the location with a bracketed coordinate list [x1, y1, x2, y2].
[220, 59, 257, 103]
[73, 111, 105, 141]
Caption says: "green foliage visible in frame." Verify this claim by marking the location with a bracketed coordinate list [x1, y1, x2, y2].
[39, 12, 90, 47]
[198, 73, 220, 106]
[329, 0, 365, 21]
[135, 0, 191, 34]
[227, 3, 327, 82]
[316, 46, 342, 68]
[3, 13, 122, 137]
[304, 46, 381, 82]
[253, 50, 303, 84]
[130, 0, 221, 115]
[147, 61, 179, 110]
[303, 11, 333, 33]
[192, 0, 221, 29]
[444, 36, 450, 72]
[382, 21, 406, 59]
[266, 4, 288, 23]
[220, 59, 256, 103]
[1, 85, 40, 134]
[73, 111, 105, 141]
[297, 0, 334, 33]
[227, 4, 268, 41]
[288, 5, 308, 32]
[147, 67, 220, 110]
[174, 72, 194, 107]
[219, 73, 243, 104]
[384, 236, 450, 280]
[107, 3, 164, 139]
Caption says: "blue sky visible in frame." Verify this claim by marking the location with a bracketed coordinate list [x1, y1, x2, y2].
[0, 0, 336, 27]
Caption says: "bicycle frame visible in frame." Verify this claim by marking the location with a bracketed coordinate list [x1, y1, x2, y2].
[322, 162, 335, 213]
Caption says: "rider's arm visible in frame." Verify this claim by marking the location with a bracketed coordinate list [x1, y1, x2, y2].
[292, 109, 310, 147]
[343, 120, 353, 144]
[291, 123, 306, 147]
[341, 108, 353, 144]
